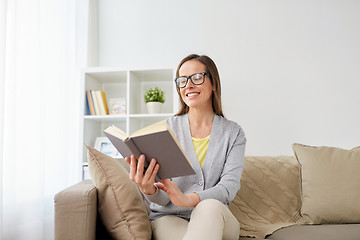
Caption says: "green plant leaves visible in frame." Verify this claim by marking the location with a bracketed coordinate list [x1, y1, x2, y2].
[144, 87, 165, 103]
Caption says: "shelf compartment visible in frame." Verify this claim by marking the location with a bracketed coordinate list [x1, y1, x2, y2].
[129, 69, 175, 115]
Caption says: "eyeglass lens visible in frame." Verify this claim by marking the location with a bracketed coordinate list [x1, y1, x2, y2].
[176, 73, 206, 88]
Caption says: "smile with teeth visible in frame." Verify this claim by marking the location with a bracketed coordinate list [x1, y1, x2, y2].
[186, 92, 200, 98]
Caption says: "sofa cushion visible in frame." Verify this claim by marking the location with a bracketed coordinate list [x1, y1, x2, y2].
[266, 224, 360, 240]
[86, 146, 151, 240]
[292, 143, 360, 224]
[230, 156, 302, 239]
[54, 180, 97, 240]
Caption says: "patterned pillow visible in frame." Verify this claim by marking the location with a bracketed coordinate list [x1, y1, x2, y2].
[230, 156, 302, 238]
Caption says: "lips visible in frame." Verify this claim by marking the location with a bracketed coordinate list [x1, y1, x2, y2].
[186, 92, 200, 97]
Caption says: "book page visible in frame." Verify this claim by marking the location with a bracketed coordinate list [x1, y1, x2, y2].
[104, 125, 129, 140]
[130, 120, 169, 137]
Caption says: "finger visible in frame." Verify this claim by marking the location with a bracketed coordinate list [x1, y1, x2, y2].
[160, 179, 171, 190]
[160, 179, 171, 187]
[136, 154, 146, 176]
[161, 179, 179, 193]
[125, 157, 131, 165]
[129, 155, 137, 181]
[150, 163, 160, 183]
[144, 158, 156, 180]
[155, 182, 167, 192]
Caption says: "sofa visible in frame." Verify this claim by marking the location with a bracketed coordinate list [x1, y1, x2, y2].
[54, 144, 360, 240]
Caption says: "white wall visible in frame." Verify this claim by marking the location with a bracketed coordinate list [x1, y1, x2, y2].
[98, 0, 360, 155]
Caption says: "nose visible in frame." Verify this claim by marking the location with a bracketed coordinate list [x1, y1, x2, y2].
[185, 77, 195, 88]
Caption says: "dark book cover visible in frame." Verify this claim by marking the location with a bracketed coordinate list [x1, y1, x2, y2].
[104, 125, 195, 180]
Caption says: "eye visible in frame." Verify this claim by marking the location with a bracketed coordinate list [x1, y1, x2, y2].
[179, 77, 187, 84]
[176, 77, 187, 87]
[192, 73, 203, 82]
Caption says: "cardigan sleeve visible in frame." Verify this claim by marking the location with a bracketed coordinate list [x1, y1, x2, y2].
[195, 126, 246, 204]
[143, 185, 171, 206]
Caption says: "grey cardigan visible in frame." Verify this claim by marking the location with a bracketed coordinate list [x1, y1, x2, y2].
[144, 114, 246, 220]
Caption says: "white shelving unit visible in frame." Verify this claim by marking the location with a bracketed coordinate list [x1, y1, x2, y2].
[81, 67, 178, 179]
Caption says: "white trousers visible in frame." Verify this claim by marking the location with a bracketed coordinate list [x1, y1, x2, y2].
[151, 199, 240, 240]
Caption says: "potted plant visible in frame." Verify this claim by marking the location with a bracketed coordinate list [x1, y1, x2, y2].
[144, 87, 165, 114]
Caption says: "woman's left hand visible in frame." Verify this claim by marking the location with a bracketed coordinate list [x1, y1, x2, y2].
[155, 179, 200, 208]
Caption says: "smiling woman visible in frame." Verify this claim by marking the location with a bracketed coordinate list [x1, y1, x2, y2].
[126, 54, 247, 240]
[175, 54, 224, 118]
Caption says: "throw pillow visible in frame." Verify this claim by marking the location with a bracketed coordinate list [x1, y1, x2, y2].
[86, 145, 151, 240]
[229, 156, 302, 239]
[292, 143, 360, 224]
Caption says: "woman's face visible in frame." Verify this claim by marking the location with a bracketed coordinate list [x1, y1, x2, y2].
[178, 60, 214, 110]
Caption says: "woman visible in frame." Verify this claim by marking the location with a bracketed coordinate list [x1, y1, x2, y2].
[125, 54, 246, 240]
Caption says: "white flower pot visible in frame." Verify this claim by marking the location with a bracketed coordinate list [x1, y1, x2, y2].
[146, 102, 163, 114]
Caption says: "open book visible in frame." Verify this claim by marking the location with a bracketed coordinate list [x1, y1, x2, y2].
[104, 120, 195, 180]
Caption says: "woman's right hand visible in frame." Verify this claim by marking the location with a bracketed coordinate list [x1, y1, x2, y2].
[125, 154, 160, 195]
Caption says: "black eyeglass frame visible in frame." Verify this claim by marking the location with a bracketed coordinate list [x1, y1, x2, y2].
[174, 72, 211, 89]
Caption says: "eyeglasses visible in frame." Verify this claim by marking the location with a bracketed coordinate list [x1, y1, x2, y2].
[174, 72, 211, 88]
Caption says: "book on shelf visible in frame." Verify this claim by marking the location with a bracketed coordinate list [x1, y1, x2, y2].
[86, 90, 96, 115]
[91, 90, 101, 115]
[86, 90, 110, 115]
[85, 92, 91, 115]
[95, 90, 109, 115]
[104, 120, 195, 181]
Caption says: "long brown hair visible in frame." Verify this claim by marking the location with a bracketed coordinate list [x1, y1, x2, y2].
[175, 54, 224, 117]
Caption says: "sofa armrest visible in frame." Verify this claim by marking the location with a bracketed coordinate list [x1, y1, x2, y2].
[54, 180, 97, 240]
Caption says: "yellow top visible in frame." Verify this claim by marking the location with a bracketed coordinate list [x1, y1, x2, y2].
[192, 135, 210, 168]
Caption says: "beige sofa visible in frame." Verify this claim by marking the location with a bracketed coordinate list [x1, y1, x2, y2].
[54, 144, 360, 240]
